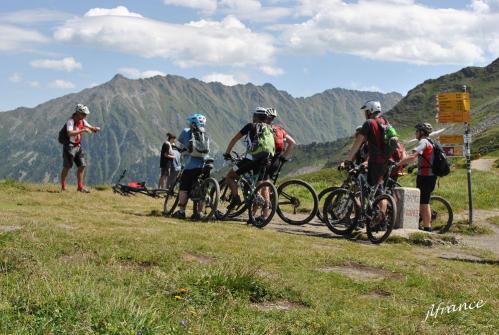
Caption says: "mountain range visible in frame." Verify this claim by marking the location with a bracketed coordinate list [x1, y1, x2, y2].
[0, 75, 401, 185]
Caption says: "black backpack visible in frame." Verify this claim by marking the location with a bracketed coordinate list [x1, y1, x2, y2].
[427, 138, 451, 177]
[58, 124, 70, 145]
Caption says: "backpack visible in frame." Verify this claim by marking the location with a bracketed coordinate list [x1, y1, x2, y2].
[272, 124, 287, 153]
[376, 117, 400, 158]
[250, 123, 275, 156]
[188, 129, 210, 158]
[426, 138, 451, 177]
[58, 124, 70, 145]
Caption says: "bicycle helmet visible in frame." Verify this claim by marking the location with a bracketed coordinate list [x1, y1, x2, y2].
[187, 113, 206, 129]
[360, 101, 381, 115]
[75, 103, 90, 115]
[415, 122, 433, 135]
[266, 108, 278, 118]
[254, 106, 268, 115]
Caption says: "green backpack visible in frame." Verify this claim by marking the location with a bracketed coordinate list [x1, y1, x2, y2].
[377, 117, 400, 157]
[251, 123, 275, 156]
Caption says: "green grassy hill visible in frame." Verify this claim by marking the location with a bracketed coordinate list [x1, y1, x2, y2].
[1, 175, 498, 334]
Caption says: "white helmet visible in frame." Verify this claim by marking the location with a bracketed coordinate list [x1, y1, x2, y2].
[360, 101, 381, 115]
[266, 108, 278, 118]
[254, 106, 268, 115]
[75, 103, 90, 115]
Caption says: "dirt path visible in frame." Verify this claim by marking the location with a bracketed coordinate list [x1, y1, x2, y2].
[471, 158, 496, 171]
[265, 209, 499, 257]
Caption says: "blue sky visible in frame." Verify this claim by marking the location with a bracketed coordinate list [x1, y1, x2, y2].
[1, 0, 499, 111]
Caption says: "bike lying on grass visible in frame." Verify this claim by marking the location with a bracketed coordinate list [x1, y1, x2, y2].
[162, 159, 220, 221]
[112, 170, 169, 198]
[322, 162, 397, 244]
[215, 152, 278, 228]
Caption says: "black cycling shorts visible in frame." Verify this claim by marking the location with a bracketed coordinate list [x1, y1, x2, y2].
[179, 168, 203, 192]
[416, 175, 437, 204]
[63, 145, 86, 169]
[367, 162, 386, 186]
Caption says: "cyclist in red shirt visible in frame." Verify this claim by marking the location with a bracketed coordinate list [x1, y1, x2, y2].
[345, 101, 390, 186]
[397, 123, 436, 232]
[60, 104, 101, 193]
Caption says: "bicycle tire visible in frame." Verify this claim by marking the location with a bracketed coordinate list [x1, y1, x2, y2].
[316, 186, 339, 222]
[322, 188, 359, 235]
[428, 195, 453, 234]
[199, 177, 220, 221]
[163, 179, 180, 216]
[276, 179, 319, 225]
[249, 181, 278, 228]
[366, 194, 396, 244]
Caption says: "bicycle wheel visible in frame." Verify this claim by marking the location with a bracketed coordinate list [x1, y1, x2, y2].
[428, 196, 453, 234]
[216, 178, 249, 220]
[249, 181, 278, 228]
[276, 179, 319, 225]
[322, 188, 359, 235]
[163, 179, 180, 216]
[316, 186, 339, 222]
[198, 177, 220, 221]
[366, 194, 396, 244]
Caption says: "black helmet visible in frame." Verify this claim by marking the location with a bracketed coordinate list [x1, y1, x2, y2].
[415, 122, 432, 135]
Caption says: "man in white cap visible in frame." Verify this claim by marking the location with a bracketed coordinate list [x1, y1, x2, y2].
[60, 103, 101, 192]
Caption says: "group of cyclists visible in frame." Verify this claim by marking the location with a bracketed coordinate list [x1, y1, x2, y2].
[61, 100, 441, 232]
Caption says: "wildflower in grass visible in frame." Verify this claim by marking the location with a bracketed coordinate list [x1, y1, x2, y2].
[179, 287, 189, 293]
[175, 295, 183, 301]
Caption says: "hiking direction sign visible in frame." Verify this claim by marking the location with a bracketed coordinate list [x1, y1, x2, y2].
[435, 89, 473, 225]
[436, 92, 471, 123]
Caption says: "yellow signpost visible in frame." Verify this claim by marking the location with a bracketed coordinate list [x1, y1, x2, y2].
[435, 89, 472, 224]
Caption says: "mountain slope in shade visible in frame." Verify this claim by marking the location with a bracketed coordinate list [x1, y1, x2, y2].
[0, 74, 401, 184]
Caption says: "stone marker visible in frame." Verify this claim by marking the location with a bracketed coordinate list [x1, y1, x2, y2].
[393, 187, 420, 229]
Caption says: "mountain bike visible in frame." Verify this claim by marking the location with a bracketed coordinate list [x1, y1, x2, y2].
[112, 170, 169, 198]
[162, 159, 220, 221]
[322, 163, 397, 244]
[216, 152, 278, 228]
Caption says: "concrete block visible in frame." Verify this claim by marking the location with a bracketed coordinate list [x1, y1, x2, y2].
[393, 187, 420, 229]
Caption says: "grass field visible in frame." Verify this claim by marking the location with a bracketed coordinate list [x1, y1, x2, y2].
[0, 177, 498, 334]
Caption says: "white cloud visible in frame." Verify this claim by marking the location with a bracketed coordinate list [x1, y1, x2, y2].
[0, 24, 49, 52]
[218, 0, 292, 22]
[117, 67, 166, 79]
[164, 0, 217, 14]
[9, 73, 22, 83]
[84, 6, 143, 18]
[202, 72, 241, 85]
[49, 79, 75, 89]
[260, 65, 284, 76]
[30, 57, 82, 72]
[54, 7, 276, 68]
[278, 0, 499, 65]
[28, 81, 40, 87]
[0, 9, 71, 24]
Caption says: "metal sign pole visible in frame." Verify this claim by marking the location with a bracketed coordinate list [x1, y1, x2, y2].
[462, 85, 473, 225]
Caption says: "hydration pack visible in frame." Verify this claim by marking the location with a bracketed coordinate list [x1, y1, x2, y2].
[427, 138, 451, 177]
[376, 117, 400, 158]
[272, 125, 287, 153]
[58, 124, 70, 145]
[250, 123, 275, 156]
[188, 129, 210, 158]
